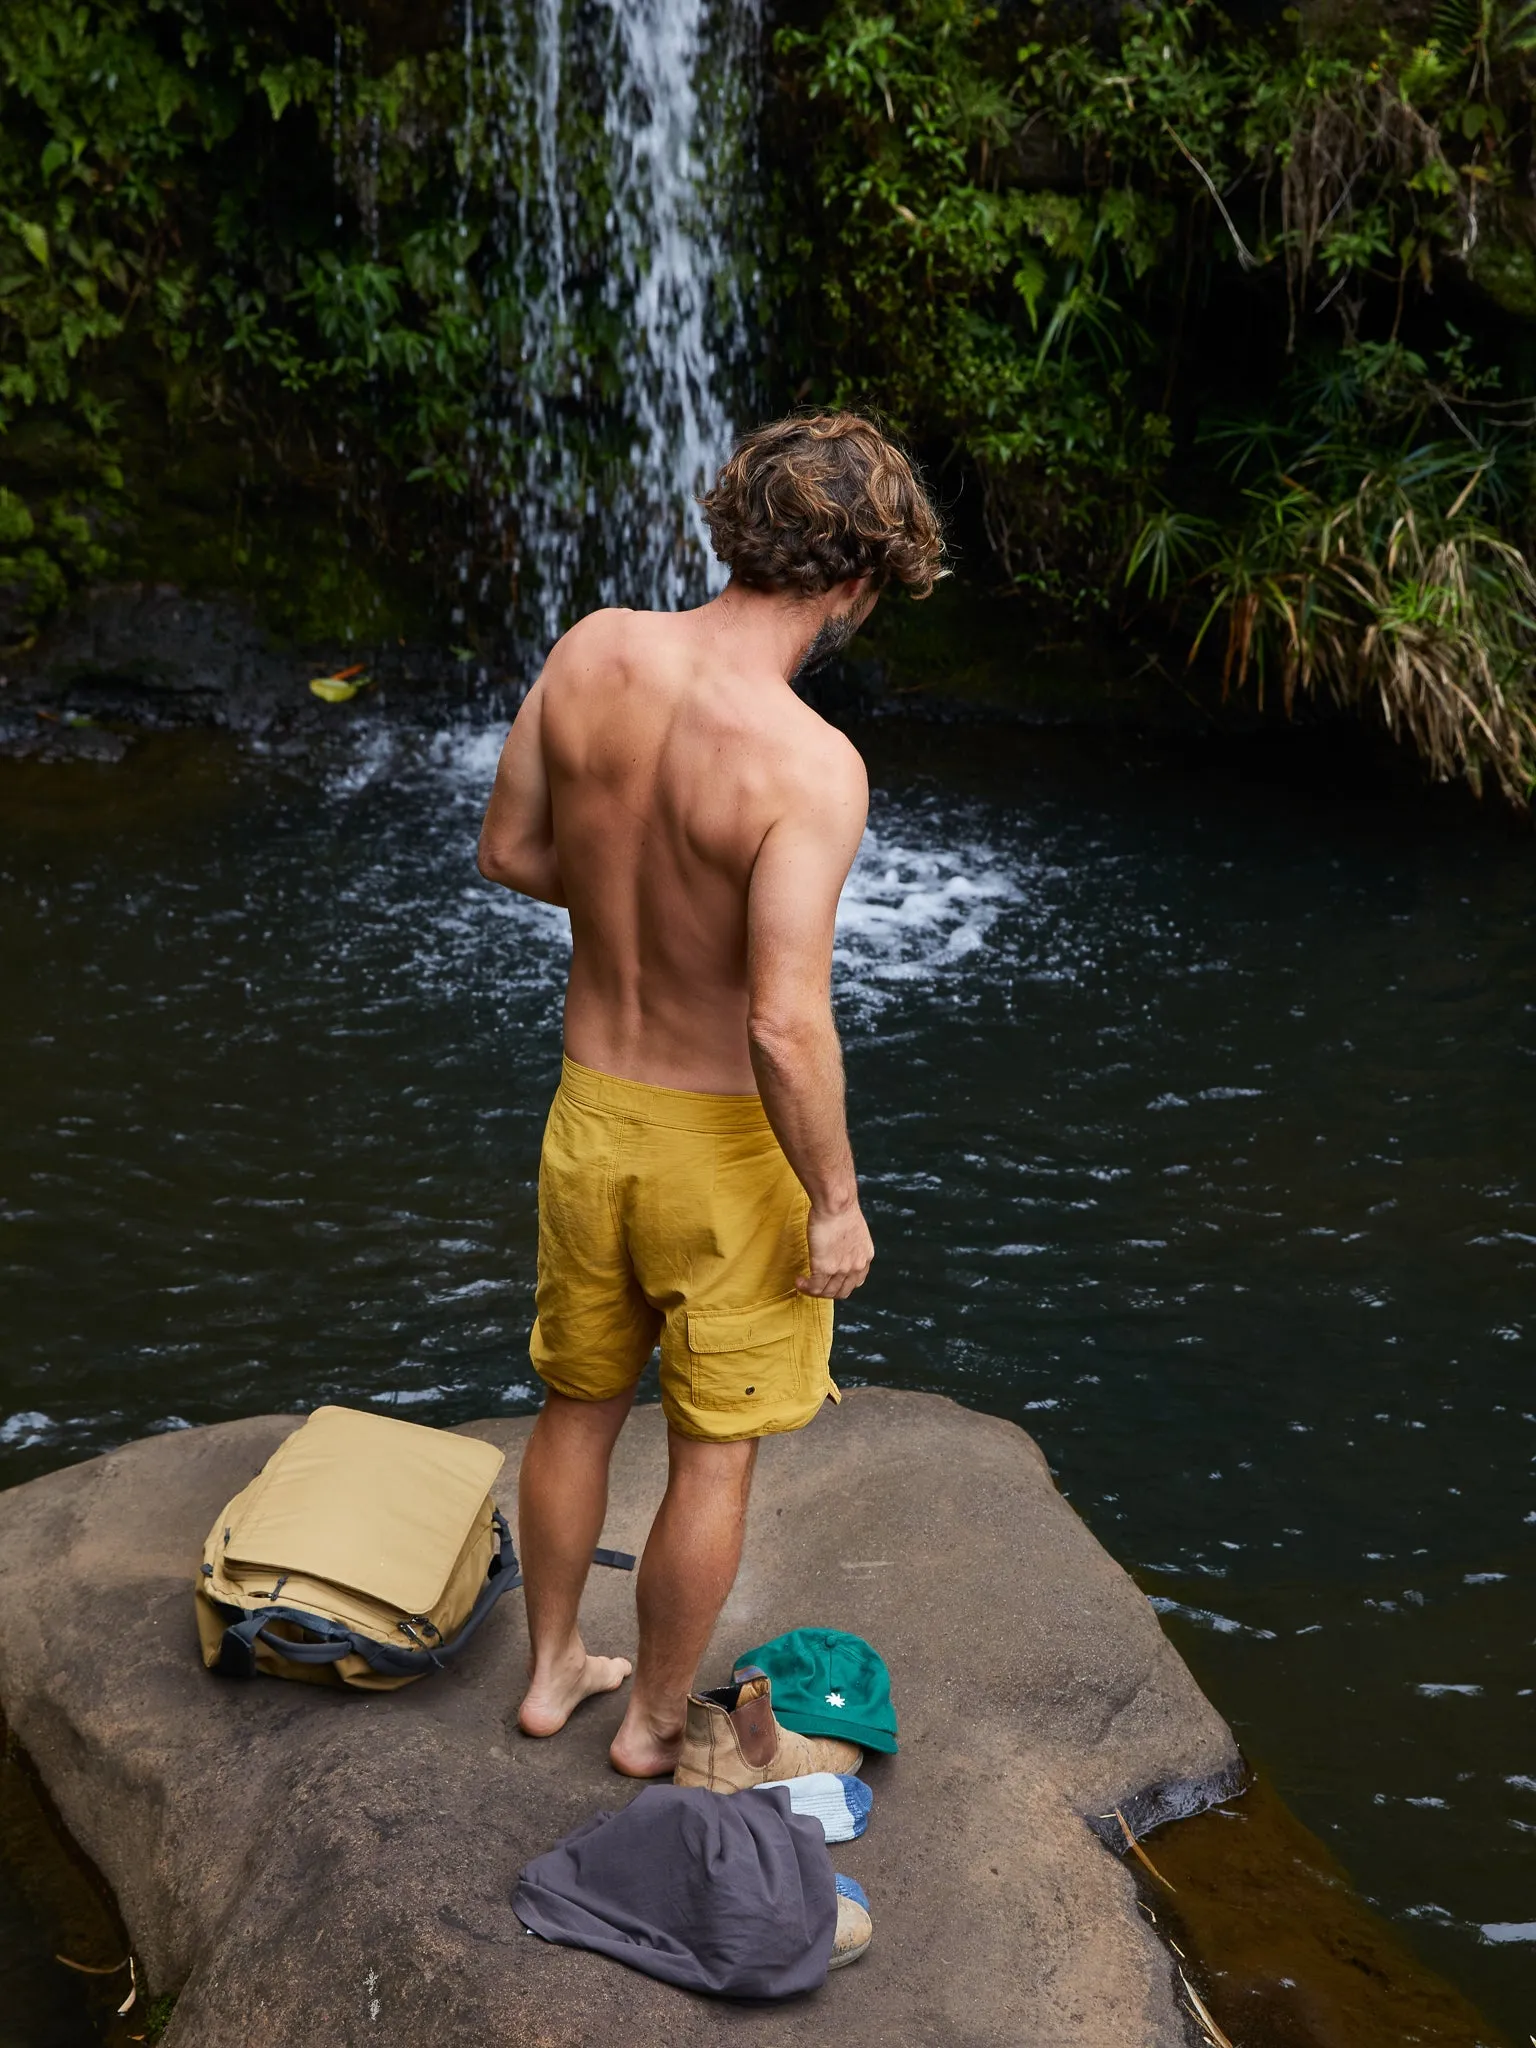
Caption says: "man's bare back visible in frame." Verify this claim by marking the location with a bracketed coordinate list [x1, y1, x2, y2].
[481, 594, 868, 1096]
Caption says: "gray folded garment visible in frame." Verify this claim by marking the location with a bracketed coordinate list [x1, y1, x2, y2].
[513, 1783, 835, 1998]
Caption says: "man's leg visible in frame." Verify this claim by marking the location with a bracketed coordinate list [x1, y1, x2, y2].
[609, 1430, 758, 1778]
[517, 1386, 637, 1737]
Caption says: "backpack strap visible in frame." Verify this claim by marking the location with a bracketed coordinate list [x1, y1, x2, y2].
[215, 1606, 352, 1678]
[591, 1546, 636, 1571]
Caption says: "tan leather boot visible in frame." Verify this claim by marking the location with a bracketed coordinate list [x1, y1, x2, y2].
[673, 1668, 863, 1792]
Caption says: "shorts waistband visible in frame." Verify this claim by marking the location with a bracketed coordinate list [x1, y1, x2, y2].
[557, 1055, 773, 1134]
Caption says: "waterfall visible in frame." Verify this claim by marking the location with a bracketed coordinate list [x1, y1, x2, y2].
[463, 0, 761, 658]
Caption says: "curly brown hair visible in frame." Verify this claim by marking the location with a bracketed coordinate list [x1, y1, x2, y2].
[700, 412, 946, 599]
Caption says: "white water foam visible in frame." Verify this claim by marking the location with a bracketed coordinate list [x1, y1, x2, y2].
[425, 720, 508, 790]
[1148, 1595, 1278, 1641]
[318, 720, 571, 1016]
[326, 720, 399, 798]
[0, 1410, 54, 1448]
[834, 806, 1026, 1020]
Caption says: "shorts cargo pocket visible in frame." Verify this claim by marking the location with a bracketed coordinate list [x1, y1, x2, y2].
[685, 1293, 805, 1424]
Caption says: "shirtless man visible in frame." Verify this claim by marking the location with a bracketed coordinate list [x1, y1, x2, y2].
[478, 413, 943, 1777]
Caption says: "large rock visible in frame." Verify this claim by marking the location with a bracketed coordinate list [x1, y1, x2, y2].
[0, 584, 495, 762]
[0, 1389, 1238, 2045]
[1, 586, 296, 753]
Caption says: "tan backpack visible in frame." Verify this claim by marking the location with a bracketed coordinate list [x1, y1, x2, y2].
[195, 1404, 631, 1690]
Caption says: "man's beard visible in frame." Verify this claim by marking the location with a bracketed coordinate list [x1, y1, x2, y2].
[792, 606, 864, 681]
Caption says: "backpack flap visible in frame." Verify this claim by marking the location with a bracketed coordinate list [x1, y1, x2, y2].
[219, 1405, 504, 1615]
[196, 1407, 633, 1689]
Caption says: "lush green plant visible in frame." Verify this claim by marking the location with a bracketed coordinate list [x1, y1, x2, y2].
[0, 1, 644, 646]
[775, 2, 1177, 609]
[6, 0, 1536, 795]
[777, 0, 1536, 798]
[142, 1990, 177, 2043]
[1127, 341, 1536, 800]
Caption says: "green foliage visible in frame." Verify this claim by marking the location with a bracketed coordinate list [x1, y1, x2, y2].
[1140, 346, 1536, 801]
[778, 0, 1536, 797]
[0, 1, 631, 644]
[776, 2, 1185, 610]
[5, 0, 1536, 794]
[142, 1991, 177, 2043]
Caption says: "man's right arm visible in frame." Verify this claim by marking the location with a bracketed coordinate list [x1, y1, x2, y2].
[745, 740, 872, 1301]
[477, 675, 566, 906]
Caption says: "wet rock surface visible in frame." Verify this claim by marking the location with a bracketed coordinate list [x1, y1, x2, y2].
[0, 585, 489, 763]
[0, 1388, 1237, 2046]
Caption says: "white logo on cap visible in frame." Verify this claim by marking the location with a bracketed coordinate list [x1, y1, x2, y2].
[826, 1691, 845, 1708]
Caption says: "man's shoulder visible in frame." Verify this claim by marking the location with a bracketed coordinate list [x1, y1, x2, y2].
[777, 692, 866, 778]
[544, 605, 700, 696]
[543, 605, 639, 672]
[760, 697, 867, 826]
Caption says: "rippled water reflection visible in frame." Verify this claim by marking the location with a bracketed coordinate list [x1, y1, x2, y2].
[2, 717, 1533, 2033]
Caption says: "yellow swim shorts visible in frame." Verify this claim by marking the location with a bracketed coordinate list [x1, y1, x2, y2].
[529, 1057, 839, 1443]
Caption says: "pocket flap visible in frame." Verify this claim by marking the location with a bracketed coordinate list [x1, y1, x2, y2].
[686, 1294, 798, 1356]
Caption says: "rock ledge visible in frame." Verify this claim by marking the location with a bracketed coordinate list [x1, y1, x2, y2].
[0, 1389, 1239, 2045]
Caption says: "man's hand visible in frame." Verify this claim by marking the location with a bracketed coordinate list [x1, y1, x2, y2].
[798, 1200, 874, 1301]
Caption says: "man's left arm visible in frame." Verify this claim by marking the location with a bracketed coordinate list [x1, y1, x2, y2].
[477, 677, 566, 905]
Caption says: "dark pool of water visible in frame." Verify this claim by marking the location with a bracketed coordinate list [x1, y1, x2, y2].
[2, 716, 1533, 2039]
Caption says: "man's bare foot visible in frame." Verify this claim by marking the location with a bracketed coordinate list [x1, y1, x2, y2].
[518, 1650, 632, 1738]
[608, 1703, 684, 1779]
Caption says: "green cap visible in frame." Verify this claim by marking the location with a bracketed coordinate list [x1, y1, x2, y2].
[733, 1627, 898, 1755]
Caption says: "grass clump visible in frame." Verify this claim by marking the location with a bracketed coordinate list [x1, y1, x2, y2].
[140, 1991, 177, 2043]
[1130, 342, 1536, 801]
[778, 0, 1536, 801]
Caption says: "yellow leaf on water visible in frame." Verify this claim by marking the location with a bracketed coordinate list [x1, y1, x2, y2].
[309, 676, 363, 702]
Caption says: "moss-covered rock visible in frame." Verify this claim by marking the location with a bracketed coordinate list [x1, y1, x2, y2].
[1469, 230, 1536, 319]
